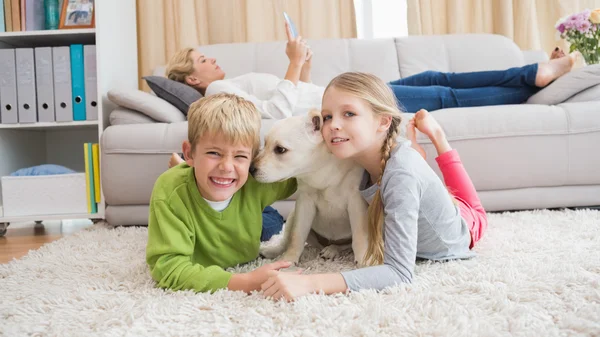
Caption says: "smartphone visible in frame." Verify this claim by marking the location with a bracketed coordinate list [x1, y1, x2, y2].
[283, 11, 298, 39]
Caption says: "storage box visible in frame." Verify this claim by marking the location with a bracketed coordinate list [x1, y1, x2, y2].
[1, 173, 88, 217]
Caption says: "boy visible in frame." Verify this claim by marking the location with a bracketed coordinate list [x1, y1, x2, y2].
[146, 93, 297, 293]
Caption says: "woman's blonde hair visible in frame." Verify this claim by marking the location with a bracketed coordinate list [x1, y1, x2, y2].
[165, 47, 195, 83]
[187, 93, 262, 158]
[324, 72, 403, 266]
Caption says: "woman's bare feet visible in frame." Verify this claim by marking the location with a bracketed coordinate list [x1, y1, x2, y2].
[169, 152, 185, 168]
[550, 47, 566, 60]
[413, 109, 452, 156]
[406, 117, 426, 159]
[535, 52, 579, 87]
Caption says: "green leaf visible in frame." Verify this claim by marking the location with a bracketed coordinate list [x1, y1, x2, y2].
[570, 44, 578, 53]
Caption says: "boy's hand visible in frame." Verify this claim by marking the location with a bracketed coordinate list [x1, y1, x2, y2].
[231, 260, 292, 293]
[249, 260, 293, 284]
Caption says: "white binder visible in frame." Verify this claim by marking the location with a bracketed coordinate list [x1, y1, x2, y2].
[84, 45, 97, 121]
[35, 47, 56, 122]
[52, 46, 73, 122]
[0, 49, 18, 124]
[16, 48, 37, 123]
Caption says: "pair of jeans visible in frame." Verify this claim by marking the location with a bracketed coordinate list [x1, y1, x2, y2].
[261, 205, 284, 242]
[388, 64, 540, 112]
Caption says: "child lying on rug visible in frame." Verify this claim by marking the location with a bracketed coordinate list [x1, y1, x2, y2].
[146, 93, 297, 293]
[260, 72, 488, 301]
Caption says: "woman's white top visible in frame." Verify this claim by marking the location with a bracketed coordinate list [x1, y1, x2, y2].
[205, 73, 325, 119]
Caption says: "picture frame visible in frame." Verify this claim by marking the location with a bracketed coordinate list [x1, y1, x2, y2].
[59, 0, 95, 29]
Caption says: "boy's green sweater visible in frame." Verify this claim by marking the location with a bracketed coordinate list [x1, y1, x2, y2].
[146, 164, 297, 293]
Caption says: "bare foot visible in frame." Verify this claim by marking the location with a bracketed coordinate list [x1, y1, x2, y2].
[406, 117, 426, 159]
[169, 152, 184, 168]
[535, 52, 578, 87]
[550, 47, 566, 60]
[413, 109, 452, 156]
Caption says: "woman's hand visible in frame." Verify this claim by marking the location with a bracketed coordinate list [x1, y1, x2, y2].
[300, 48, 313, 83]
[285, 21, 308, 66]
[261, 270, 315, 302]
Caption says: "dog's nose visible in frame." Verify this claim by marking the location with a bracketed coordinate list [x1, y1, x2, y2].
[249, 165, 257, 176]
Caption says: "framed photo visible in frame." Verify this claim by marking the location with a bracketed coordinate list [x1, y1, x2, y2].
[59, 0, 95, 29]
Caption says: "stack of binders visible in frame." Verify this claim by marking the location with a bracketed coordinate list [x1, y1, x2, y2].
[0, 44, 97, 124]
[83, 142, 100, 214]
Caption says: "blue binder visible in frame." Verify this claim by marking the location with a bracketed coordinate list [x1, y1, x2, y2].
[70, 44, 86, 121]
[0, 0, 5, 33]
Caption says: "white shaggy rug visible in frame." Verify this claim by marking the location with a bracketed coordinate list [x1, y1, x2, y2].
[1, 209, 599, 337]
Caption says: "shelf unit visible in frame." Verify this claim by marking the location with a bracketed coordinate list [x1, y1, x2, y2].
[0, 0, 139, 230]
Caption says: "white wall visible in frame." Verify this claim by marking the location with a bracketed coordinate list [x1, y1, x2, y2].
[354, 0, 409, 39]
[95, 0, 138, 132]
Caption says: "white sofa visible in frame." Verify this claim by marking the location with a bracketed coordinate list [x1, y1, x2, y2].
[100, 34, 600, 226]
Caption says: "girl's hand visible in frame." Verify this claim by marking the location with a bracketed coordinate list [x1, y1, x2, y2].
[261, 270, 315, 302]
[285, 21, 308, 66]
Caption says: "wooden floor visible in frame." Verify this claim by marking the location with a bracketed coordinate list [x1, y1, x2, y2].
[0, 219, 93, 264]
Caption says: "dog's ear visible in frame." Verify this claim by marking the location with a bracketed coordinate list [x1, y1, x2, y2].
[308, 109, 322, 132]
[312, 116, 321, 131]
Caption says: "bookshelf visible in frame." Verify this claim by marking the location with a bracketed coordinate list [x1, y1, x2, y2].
[0, 28, 95, 47]
[0, 0, 138, 236]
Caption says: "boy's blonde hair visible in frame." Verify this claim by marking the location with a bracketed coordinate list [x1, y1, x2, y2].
[187, 93, 262, 158]
[325, 72, 403, 266]
[165, 47, 195, 83]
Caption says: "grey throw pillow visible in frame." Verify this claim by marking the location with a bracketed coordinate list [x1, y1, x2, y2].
[143, 76, 203, 115]
[526, 64, 600, 105]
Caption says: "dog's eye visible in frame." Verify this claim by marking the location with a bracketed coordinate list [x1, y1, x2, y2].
[274, 146, 287, 154]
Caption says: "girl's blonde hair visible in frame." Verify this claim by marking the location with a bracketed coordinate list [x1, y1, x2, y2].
[325, 72, 403, 266]
[165, 47, 195, 83]
[187, 93, 262, 158]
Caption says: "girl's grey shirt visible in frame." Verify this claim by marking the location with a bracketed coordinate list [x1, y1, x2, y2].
[341, 140, 475, 291]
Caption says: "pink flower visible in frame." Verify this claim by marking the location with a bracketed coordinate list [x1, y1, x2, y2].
[557, 23, 566, 34]
[578, 20, 592, 33]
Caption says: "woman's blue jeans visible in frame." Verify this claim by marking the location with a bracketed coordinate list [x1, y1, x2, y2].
[388, 64, 540, 112]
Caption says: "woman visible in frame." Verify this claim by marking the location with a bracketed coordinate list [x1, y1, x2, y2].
[164, 23, 578, 117]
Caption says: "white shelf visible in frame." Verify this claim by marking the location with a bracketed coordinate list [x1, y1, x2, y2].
[0, 206, 102, 224]
[0, 29, 96, 47]
[0, 120, 98, 130]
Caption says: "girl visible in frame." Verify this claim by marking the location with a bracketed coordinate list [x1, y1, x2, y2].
[260, 72, 487, 301]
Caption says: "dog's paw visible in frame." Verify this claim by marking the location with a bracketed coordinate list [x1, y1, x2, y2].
[354, 257, 368, 267]
[319, 245, 345, 260]
[352, 242, 369, 267]
[259, 245, 285, 259]
[279, 251, 301, 265]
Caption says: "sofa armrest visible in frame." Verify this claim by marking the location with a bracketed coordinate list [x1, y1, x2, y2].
[109, 108, 158, 125]
[107, 88, 186, 123]
[522, 50, 548, 65]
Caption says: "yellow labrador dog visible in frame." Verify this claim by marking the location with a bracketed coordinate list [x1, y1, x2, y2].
[252, 110, 369, 266]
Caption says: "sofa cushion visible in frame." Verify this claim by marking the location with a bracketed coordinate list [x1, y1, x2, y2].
[526, 64, 600, 105]
[143, 76, 203, 115]
[109, 108, 157, 125]
[107, 89, 186, 123]
[395, 34, 525, 77]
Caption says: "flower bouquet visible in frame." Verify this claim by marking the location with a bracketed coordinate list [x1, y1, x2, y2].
[555, 9, 600, 64]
